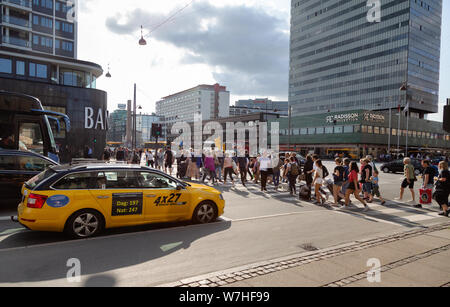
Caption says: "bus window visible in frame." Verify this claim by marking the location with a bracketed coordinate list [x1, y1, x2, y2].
[19, 122, 44, 155]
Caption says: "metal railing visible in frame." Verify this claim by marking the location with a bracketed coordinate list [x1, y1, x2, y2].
[1, 0, 32, 9]
[2, 15, 31, 28]
[2, 35, 31, 48]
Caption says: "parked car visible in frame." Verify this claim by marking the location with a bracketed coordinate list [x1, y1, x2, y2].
[380, 159, 423, 176]
[280, 153, 305, 167]
[0, 149, 58, 206]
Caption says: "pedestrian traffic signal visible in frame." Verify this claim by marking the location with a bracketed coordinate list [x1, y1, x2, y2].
[151, 123, 163, 138]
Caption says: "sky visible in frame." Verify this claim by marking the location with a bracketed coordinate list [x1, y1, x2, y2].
[76, 0, 449, 122]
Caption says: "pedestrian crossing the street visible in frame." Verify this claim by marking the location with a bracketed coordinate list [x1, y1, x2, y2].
[204, 179, 447, 228]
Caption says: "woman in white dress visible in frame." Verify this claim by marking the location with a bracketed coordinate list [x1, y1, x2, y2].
[313, 159, 326, 205]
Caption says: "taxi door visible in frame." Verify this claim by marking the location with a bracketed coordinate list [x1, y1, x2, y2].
[137, 171, 191, 222]
[89, 171, 144, 227]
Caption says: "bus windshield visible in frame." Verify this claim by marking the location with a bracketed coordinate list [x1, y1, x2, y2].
[0, 91, 69, 163]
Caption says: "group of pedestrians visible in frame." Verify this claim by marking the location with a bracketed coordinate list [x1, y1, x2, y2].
[395, 158, 450, 217]
[103, 146, 450, 217]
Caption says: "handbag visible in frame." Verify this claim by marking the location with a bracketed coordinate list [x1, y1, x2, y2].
[232, 161, 238, 174]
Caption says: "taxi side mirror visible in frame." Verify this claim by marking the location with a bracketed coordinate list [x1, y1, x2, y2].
[176, 184, 183, 191]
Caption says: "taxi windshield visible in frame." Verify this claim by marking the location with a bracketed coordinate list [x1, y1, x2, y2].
[25, 168, 56, 190]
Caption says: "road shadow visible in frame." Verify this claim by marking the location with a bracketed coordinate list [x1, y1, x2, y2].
[0, 220, 231, 284]
[83, 275, 117, 287]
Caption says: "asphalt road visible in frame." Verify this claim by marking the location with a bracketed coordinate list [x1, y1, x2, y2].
[0, 161, 448, 286]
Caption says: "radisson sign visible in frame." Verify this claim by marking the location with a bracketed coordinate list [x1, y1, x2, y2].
[326, 112, 385, 124]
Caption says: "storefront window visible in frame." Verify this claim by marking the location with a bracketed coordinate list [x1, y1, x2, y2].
[308, 128, 316, 135]
[392, 129, 397, 136]
[374, 127, 380, 134]
[361, 125, 367, 133]
[367, 126, 373, 134]
[300, 128, 307, 135]
[325, 127, 333, 134]
[316, 127, 324, 134]
[354, 125, 361, 133]
[334, 126, 343, 134]
[344, 126, 353, 133]
[380, 127, 385, 135]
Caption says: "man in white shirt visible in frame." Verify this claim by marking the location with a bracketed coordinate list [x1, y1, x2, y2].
[258, 153, 272, 192]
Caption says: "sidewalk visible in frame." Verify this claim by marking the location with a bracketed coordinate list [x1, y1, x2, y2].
[161, 223, 450, 287]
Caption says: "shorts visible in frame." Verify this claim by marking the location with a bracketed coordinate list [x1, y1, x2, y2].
[342, 182, 349, 193]
[401, 179, 415, 189]
[334, 181, 343, 187]
[348, 182, 357, 191]
[362, 182, 373, 194]
[165, 161, 173, 169]
[372, 185, 380, 197]
[433, 191, 449, 207]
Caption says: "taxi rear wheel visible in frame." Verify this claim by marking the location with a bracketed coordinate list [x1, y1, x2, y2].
[65, 210, 104, 239]
[192, 201, 218, 224]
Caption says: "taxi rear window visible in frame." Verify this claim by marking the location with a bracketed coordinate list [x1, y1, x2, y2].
[25, 168, 56, 190]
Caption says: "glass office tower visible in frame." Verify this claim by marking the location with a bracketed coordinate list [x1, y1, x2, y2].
[289, 0, 442, 119]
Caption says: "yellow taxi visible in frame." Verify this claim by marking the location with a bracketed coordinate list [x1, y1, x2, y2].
[17, 164, 225, 238]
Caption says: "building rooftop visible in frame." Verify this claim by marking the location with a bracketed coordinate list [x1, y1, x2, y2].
[161, 83, 228, 100]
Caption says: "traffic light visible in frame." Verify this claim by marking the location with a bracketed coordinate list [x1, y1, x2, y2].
[151, 123, 163, 138]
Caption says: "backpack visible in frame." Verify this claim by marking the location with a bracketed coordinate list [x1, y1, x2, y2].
[322, 166, 329, 178]
[290, 163, 299, 176]
[299, 185, 311, 201]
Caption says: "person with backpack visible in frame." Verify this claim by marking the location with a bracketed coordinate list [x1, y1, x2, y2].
[333, 158, 346, 206]
[287, 157, 300, 196]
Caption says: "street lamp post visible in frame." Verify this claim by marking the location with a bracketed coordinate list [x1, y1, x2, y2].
[397, 82, 408, 157]
[288, 105, 292, 152]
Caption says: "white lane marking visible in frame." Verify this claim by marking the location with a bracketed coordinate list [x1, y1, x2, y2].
[375, 208, 403, 215]
[333, 210, 402, 227]
[405, 214, 438, 222]
[230, 210, 325, 223]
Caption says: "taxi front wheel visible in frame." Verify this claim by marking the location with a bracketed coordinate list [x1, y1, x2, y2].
[192, 201, 218, 224]
[65, 209, 104, 239]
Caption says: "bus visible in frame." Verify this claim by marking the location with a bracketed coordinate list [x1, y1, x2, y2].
[326, 148, 359, 160]
[0, 91, 70, 163]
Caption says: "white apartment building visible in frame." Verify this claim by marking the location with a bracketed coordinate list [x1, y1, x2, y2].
[156, 83, 230, 125]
